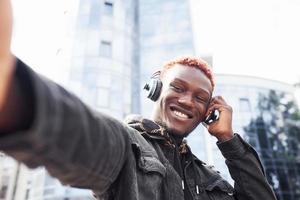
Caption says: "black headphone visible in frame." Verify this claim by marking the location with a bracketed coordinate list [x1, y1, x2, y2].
[143, 71, 163, 101]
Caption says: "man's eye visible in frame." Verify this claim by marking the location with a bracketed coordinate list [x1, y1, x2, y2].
[195, 96, 206, 102]
[170, 84, 183, 92]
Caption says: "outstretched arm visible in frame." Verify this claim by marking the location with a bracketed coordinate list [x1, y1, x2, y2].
[0, 0, 15, 111]
[1, 60, 130, 193]
[0, 1, 130, 195]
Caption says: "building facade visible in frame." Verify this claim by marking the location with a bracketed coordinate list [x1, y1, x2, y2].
[68, 0, 139, 119]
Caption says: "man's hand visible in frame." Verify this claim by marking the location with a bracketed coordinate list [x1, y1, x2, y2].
[204, 96, 234, 142]
[0, 0, 15, 111]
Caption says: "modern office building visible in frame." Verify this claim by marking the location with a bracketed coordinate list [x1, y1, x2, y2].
[68, 0, 139, 118]
[1, 0, 300, 200]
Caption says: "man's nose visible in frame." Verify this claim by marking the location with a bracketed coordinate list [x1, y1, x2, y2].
[178, 94, 194, 107]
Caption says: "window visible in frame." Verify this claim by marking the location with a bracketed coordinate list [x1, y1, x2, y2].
[89, 4, 101, 29]
[239, 98, 251, 112]
[104, 1, 113, 16]
[0, 185, 8, 198]
[257, 127, 269, 149]
[25, 188, 30, 200]
[99, 41, 112, 57]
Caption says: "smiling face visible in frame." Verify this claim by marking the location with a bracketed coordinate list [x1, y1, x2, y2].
[152, 64, 213, 136]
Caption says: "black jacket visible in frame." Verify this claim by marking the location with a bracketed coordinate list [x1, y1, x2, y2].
[0, 59, 277, 200]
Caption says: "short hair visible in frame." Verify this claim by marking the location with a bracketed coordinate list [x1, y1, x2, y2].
[160, 56, 215, 89]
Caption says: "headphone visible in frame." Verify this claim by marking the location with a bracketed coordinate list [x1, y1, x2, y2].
[143, 71, 163, 101]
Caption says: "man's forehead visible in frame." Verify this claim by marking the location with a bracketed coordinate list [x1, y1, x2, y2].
[162, 64, 205, 80]
[161, 64, 213, 94]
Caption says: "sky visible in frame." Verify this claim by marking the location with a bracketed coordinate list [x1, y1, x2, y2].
[10, 0, 300, 101]
[191, 0, 300, 85]
[11, 0, 77, 84]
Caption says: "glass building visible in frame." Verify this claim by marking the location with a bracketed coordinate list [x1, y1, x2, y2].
[68, 0, 139, 119]
[189, 74, 300, 200]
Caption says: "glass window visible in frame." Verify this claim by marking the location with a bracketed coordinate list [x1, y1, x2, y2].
[257, 127, 269, 149]
[83, 70, 98, 86]
[248, 136, 257, 147]
[104, 1, 113, 16]
[79, 0, 90, 15]
[277, 168, 290, 191]
[99, 41, 112, 58]
[0, 185, 8, 198]
[43, 187, 55, 196]
[89, 4, 101, 29]
[239, 98, 251, 112]
[76, 15, 89, 29]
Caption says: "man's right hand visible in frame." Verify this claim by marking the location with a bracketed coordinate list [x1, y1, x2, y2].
[0, 0, 15, 112]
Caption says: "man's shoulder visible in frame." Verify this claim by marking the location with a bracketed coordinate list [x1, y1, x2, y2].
[123, 114, 161, 154]
[124, 114, 166, 140]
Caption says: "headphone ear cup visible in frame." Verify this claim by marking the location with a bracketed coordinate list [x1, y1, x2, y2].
[143, 78, 162, 101]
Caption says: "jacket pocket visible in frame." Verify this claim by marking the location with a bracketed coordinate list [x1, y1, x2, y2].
[205, 179, 235, 200]
[138, 154, 166, 176]
[136, 152, 166, 200]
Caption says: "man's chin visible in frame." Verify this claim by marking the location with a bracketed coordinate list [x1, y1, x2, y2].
[154, 119, 193, 137]
[166, 127, 191, 138]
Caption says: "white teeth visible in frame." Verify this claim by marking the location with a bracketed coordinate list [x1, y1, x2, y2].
[173, 110, 188, 119]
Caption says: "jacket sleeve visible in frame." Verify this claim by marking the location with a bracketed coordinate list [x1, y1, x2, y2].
[217, 134, 277, 200]
[0, 58, 131, 194]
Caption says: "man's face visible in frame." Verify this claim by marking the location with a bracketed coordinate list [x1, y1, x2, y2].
[153, 64, 213, 136]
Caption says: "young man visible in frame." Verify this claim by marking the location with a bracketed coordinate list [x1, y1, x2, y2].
[0, 1, 276, 200]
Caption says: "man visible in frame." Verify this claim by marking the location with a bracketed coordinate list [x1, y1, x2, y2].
[0, 1, 277, 200]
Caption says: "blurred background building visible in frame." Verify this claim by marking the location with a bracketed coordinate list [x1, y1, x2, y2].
[1, 0, 300, 200]
[192, 74, 300, 200]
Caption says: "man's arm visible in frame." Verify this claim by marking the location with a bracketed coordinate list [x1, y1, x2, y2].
[0, 63, 34, 133]
[0, 59, 130, 194]
[0, 2, 130, 194]
[0, 0, 15, 112]
[205, 96, 276, 199]
[218, 134, 277, 200]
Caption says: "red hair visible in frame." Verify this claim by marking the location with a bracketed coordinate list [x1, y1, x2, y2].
[160, 56, 215, 89]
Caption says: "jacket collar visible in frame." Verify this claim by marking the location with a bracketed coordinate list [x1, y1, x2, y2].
[124, 114, 189, 154]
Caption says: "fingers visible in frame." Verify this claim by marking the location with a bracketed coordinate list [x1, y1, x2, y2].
[0, 0, 15, 111]
[0, 0, 13, 58]
[205, 96, 231, 116]
[210, 96, 227, 105]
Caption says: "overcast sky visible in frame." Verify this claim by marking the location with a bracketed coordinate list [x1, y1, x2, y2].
[11, 0, 300, 88]
[191, 0, 300, 85]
